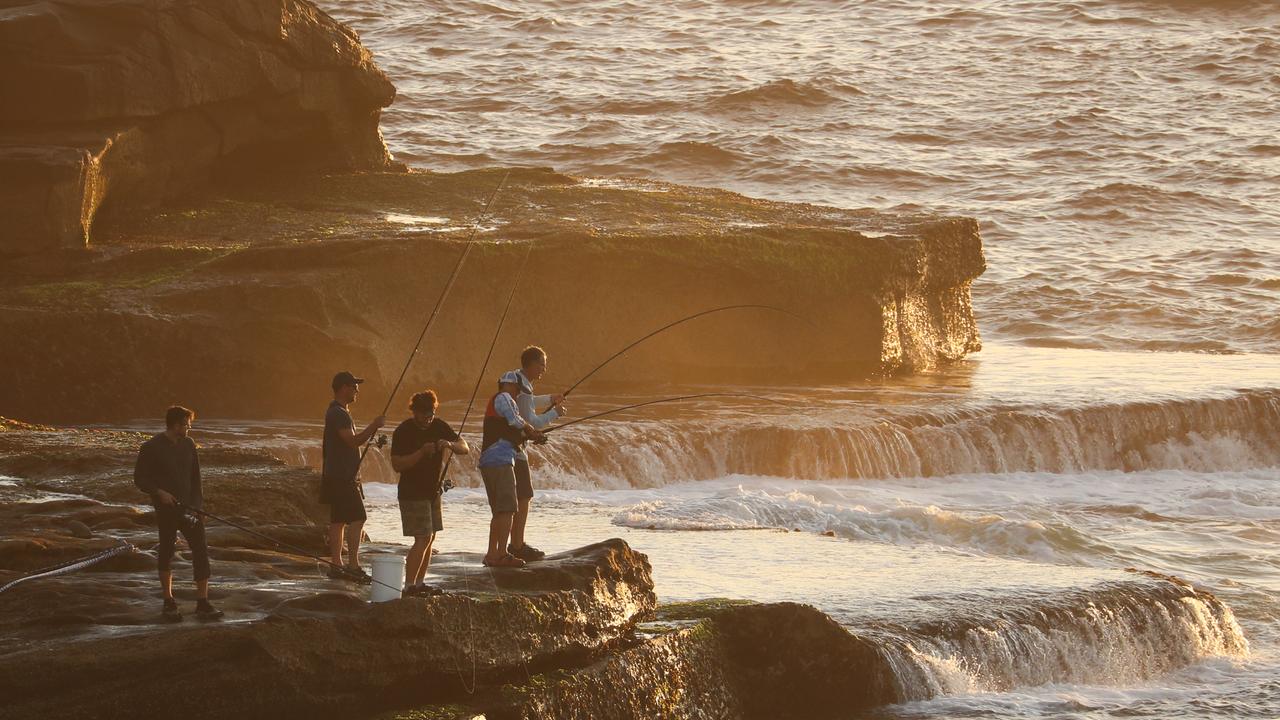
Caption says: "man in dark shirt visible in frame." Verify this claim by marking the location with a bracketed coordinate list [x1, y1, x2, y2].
[323, 370, 386, 583]
[390, 390, 469, 596]
[133, 406, 221, 621]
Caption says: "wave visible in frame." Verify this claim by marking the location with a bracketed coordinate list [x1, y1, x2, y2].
[287, 390, 1280, 489]
[707, 78, 861, 111]
[867, 578, 1249, 700]
[639, 140, 745, 167]
[613, 486, 1112, 564]
[529, 390, 1280, 489]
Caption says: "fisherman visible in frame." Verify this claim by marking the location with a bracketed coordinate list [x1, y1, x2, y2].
[133, 405, 222, 621]
[502, 345, 566, 562]
[390, 390, 469, 596]
[478, 374, 545, 567]
[322, 371, 386, 583]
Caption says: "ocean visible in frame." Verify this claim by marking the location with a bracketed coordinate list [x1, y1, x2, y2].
[311, 0, 1276, 717]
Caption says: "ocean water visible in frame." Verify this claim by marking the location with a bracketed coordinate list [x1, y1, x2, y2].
[223, 0, 1280, 716]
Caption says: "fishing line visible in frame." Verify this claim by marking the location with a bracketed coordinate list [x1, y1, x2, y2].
[440, 238, 536, 491]
[562, 304, 810, 398]
[544, 392, 787, 434]
[179, 503, 405, 596]
[356, 169, 512, 473]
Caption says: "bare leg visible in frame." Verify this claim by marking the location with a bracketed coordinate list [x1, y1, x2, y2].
[327, 522, 346, 566]
[345, 521, 364, 568]
[486, 512, 514, 562]
[160, 569, 174, 600]
[406, 535, 432, 585]
[510, 497, 531, 549]
[196, 578, 209, 600]
[414, 534, 436, 585]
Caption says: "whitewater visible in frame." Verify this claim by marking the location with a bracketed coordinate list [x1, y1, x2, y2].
[296, 0, 1280, 717]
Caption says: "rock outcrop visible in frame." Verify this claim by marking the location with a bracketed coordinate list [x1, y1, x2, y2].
[0, 168, 984, 423]
[0, 0, 396, 255]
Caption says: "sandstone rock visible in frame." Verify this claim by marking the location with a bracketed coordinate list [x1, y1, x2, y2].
[0, 168, 984, 422]
[0, 0, 396, 255]
[0, 540, 655, 720]
[66, 520, 94, 539]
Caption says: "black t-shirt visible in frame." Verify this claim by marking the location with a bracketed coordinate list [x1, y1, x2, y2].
[391, 417, 460, 500]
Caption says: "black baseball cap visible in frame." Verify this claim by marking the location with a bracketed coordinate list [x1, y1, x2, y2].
[332, 371, 365, 391]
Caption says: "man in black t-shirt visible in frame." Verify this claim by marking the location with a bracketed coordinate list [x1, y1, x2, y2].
[323, 371, 386, 583]
[391, 390, 469, 596]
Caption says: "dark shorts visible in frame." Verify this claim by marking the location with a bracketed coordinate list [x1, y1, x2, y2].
[400, 498, 442, 537]
[481, 465, 518, 514]
[515, 458, 534, 501]
[326, 482, 367, 524]
[156, 506, 211, 581]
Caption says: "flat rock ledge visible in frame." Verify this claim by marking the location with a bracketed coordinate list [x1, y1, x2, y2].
[0, 539, 656, 720]
[1, 167, 984, 423]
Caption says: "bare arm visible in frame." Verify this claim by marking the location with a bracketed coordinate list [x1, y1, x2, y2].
[339, 416, 386, 449]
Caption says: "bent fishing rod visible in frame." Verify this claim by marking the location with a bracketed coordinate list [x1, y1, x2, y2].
[440, 239, 537, 492]
[561, 304, 812, 399]
[356, 169, 512, 471]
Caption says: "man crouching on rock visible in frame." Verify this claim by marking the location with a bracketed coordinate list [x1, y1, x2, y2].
[323, 371, 386, 584]
[390, 390, 469, 596]
[133, 405, 222, 621]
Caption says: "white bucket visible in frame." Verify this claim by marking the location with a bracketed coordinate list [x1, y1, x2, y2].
[369, 554, 405, 603]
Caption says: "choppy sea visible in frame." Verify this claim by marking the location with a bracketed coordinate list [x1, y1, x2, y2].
[259, 1, 1280, 716]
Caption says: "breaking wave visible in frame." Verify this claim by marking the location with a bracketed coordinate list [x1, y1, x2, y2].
[867, 579, 1249, 700]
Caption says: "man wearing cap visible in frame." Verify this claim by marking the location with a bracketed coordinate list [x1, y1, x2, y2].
[477, 373, 544, 567]
[390, 390, 469, 596]
[323, 371, 386, 582]
[505, 345, 566, 562]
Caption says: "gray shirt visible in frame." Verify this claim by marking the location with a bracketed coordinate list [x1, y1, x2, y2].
[322, 400, 360, 486]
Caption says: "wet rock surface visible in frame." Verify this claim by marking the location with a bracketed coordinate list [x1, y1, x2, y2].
[1, 168, 984, 424]
[0, 0, 396, 254]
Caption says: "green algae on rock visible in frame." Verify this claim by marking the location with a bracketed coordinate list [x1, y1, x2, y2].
[0, 168, 984, 423]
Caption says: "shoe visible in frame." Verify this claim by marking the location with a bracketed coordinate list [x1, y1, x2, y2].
[344, 566, 374, 585]
[508, 543, 546, 562]
[161, 598, 182, 622]
[194, 599, 224, 620]
[483, 553, 526, 568]
[326, 566, 348, 580]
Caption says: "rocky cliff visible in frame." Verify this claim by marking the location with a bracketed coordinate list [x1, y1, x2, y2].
[0, 0, 395, 254]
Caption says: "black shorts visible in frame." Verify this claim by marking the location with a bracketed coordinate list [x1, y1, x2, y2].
[326, 482, 367, 524]
[515, 458, 534, 501]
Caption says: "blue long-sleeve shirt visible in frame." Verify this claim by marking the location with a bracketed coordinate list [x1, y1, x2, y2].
[513, 368, 559, 463]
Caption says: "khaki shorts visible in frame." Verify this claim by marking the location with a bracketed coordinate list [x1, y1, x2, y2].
[480, 464, 518, 514]
[400, 498, 442, 537]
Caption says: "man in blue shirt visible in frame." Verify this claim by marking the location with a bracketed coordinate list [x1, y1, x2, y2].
[505, 346, 566, 561]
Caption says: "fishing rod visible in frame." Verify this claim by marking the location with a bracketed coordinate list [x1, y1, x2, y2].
[440, 239, 537, 492]
[178, 503, 405, 596]
[356, 169, 512, 471]
[561, 304, 811, 399]
[543, 392, 787, 435]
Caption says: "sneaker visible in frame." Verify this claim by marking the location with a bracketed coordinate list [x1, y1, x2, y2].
[344, 566, 374, 585]
[194, 599, 224, 620]
[161, 598, 182, 622]
[508, 543, 546, 562]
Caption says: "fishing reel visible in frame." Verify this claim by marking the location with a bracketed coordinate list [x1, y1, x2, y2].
[374, 433, 389, 449]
